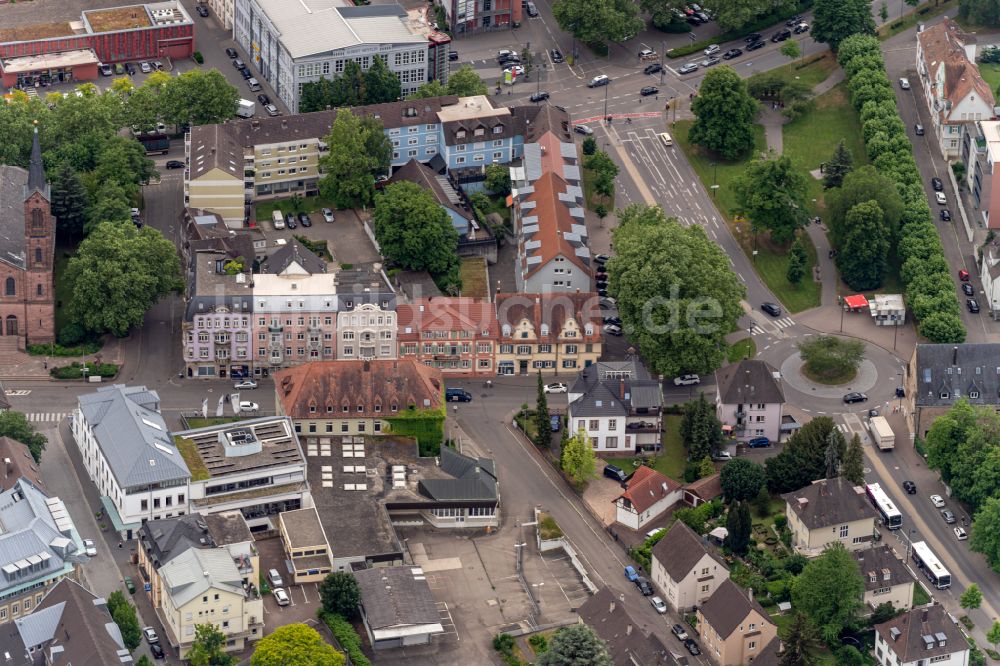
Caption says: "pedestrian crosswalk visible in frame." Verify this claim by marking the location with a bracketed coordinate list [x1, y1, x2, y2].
[750, 317, 796, 335]
[773, 317, 796, 329]
[25, 413, 68, 423]
[4, 390, 30, 397]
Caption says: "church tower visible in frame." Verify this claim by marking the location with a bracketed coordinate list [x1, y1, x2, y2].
[22, 123, 55, 344]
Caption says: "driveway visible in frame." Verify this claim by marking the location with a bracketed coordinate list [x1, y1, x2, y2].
[255, 208, 382, 266]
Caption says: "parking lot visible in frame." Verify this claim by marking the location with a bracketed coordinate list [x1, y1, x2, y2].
[254, 207, 383, 266]
[254, 536, 323, 627]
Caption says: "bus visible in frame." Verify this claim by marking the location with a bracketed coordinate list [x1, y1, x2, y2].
[866, 483, 902, 530]
[137, 132, 170, 155]
[911, 541, 951, 589]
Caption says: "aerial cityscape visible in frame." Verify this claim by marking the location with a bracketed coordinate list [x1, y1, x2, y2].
[0, 0, 999, 664]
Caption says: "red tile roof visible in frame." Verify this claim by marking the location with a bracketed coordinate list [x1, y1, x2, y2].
[495, 292, 603, 344]
[615, 466, 680, 513]
[918, 19, 996, 123]
[519, 171, 591, 279]
[396, 297, 499, 341]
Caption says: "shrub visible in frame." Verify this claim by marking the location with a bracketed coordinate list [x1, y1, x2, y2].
[28, 341, 102, 356]
[50, 362, 118, 379]
[528, 633, 549, 655]
[192, 51, 204, 64]
[493, 633, 516, 653]
[774, 514, 788, 529]
[320, 612, 371, 666]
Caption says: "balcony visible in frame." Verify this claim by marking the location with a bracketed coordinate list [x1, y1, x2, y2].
[268, 325, 283, 333]
[625, 421, 659, 433]
[735, 409, 746, 418]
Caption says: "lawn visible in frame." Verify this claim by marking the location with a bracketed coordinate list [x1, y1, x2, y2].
[913, 582, 932, 607]
[749, 231, 822, 312]
[254, 195, 337, 222]
[727, 337, 757, 363]
[767, 52, 839, 89]
[605, 414, 686, 481]
[459, 257, 488, 298]
[981, 63, 1000, 96]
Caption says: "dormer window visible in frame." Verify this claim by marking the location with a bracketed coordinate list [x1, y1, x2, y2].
[342, 403, 350, 413]
[357, 405, 364, 412]
[970, 390, 980, 399]
[493, 125, 503, 134]
[309, 403, 317, 413]
[474, 128, 485, 136]
[456, 130, 466, 139]
[940, 392, 950, 399]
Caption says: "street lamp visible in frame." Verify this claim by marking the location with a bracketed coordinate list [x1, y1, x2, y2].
[710, 162, 719, 198]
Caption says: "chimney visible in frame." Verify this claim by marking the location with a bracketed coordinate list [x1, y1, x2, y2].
[619, 378, 625, 401]
[3, 458, 10, 478]
[953, 346, 958, 365]
[748, 588, 753, 603]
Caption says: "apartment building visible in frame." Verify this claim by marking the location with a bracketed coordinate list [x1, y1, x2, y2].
[916, 18, 996, 159]
[396, 297, 498, 376]
[715, 359, 787, 443]
[172, 417, 309, 532]
[782, 477, 876, 557]
[697, 579, 777, 666]
[439, 0, 521, 34]
[494, 292, 602, 375]
[854, 545, 916, 613]
[73, 386, 190, 541]
[567, 359, 664, 453]
[233, 0, 448, 113]
[964, 120, 1000, 229]
[337, 303, 398, 361]
[651, 522, 729, 613]
[875, 605, 969, 666]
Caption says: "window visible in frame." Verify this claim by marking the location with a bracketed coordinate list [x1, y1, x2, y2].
[4, 278, 13, 296]
[608, 419, 617, 430]
[839, 524, 849, 538]
[589, 420, 599, 430]
[605, 436, 618, 448]
[748, 641, 756, 651]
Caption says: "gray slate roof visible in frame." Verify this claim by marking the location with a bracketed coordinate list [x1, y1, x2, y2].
[569, 359, 662, 418]
[876, 604, 967, 663]
[914, 343, 1000, 406]
[781, 477, 874, 530]
[651, 521, 727, 583]
[138, 514, 216, 569]
[77, 385, 190, 489]
[715, 359, 784, 405]
[159, 548, 244, 608]
[577, 587, 678, 665]
[356, 566, 441, 631]
[261, 238, 327, 276]
[699, 578, 774, 639]
[0, 166, 27, 271]
[854, 545, 915, 592]
[25, 128, 48, 200]
[419, 446, 498, 501]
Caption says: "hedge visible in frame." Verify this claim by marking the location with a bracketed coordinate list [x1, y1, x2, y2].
[27, 341, 102, 357]
[50, 361, 119, 380]
[837, 35, 965, 343]
[667, 0, 813, 59]
[320, 612, 371, 666]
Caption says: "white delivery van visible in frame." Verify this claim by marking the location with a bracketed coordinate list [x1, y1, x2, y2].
[868, 416, 895, 450]
[272, 210, 285, 229]
[236, 99, 255, 118]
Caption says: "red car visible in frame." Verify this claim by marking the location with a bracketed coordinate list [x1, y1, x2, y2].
[959, 269, 970, 281]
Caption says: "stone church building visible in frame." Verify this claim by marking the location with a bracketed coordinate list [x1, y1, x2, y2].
[0, 127, 55, 348]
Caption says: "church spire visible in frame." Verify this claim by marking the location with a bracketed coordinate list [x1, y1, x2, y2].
[25, 121, 49, 201]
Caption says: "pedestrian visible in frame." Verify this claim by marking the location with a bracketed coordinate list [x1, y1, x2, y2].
[118, 542, 123, 549]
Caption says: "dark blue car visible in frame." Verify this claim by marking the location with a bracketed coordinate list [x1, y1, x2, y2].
[550, 414, 561, 432]
[747, 437, 771, 448]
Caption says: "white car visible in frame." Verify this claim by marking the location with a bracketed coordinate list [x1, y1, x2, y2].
[673, 374, 701, 386]
[930, 494, 946, 508]
[650, 596, 668, 614]
[935, 192, 947, 205]
[83, 539, 97, 557]
[544, 382, 568, 394]
[712, 451, 733, 461]
[954, 526, 968, 540]
[273, 588, 290, 606]
[264, 103, 280, 116]
[899, 77, 911, 90]
[322, 208, 335, 223]
[142, 627, 158, 644]
[703, 44, 720, 56]
[234, 380, 258, 390]
[239, 401, 259, 412]
[678, 62, 699, 75]
[504, 65, 526, 75]
[140, 61, 152, 74]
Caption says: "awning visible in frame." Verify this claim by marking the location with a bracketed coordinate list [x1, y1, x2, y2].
[721, 424, 733, 433]
[844, 294, 869, 309]
[100, 496, 140, 533]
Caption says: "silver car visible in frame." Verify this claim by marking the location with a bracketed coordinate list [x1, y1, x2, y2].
[678, 63, 699, 74]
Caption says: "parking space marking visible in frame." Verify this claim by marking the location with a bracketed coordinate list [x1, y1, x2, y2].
[436, 602, 460, 641]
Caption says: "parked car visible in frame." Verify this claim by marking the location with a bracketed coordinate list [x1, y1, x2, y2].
[150, 643, 165, 659]
[761, 302, 782, 317]
[165, 160, 184, 169]
[843, 392, 868, 404]
[793, 22, 810, 34]
[635, 577, 654, 596]
[640, 86, 659, 96]
[940, 209, 951, 221]
[99, 64, 113, 76]
[126, 64, 136, 75]
[935, 191, 947, 205]
[745, 33, 762, 43]
[273, 588, 290, 606]
[449, 51, 459, 61]
[606, 465, 628, 483]
[746, 40, 766, 51]
[701, 56, 721, 67]
[712, 451, 733, 461]
[627, 421, 655, 430]
[124, 577, 136, 594]
[785, 14, 803, 26]
[703, 44, 720, 56]
[115, 63, 126, 75]
[574, 125, 594, 135]
[284, 213, 296, 229]
[322, 207, 335, 223]
[268, 569, 284, 587]
[954, 526, 968, 540]
[445, 388, 473, 402]
[196, 5, 209, 16]
[624, 565, 639, 582]
[930, 494, 945, 508]
[504, 65, 526, 76]
[672, 624, 689, 641]
[678, 63, 699, 74]
[959, 269, 970, 281]
[544, 382, 568, 394]
[603, 316, 622, 326]
[899, 77, 911, 90]
[83, 539, 97, 557]
[526, 1, 538, 16]
[771, 29, 791, 42]
[226, 47, 238, 58]
[651, 596, 668, 614]
[968, 298, 980, 313]
[550, 415, 561, 432]
[497, 49, 517, 61]
[239, 401, 259, 412]
[588, 75, 611, 88]
[643, 63, 663, 74]
[143, 627, 158, 644]
[902, 480, 917, 494]
[550, 48, 564, 63]
[639, 48, 656, 59]
[747, 437, 770, 448]
[298, 212, 312, 227]
[256, 93, 271, 106]
[915, 124, 925, 136]
[673, 374, 700, 386]
[140, 61, 152, 74]
[264, 104, 280, 117]
[234, 380, 258, 390]
[722, 48, 743, 59]
[684, 640, 701, 656]
[962, 283, 974, 296]
[594, 253, 610, 264]
[941, 509, 957, 524]
[931, 177, 943, 191]
[603, 324, 623, 336]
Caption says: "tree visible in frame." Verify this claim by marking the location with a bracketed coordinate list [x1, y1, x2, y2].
[319, 572, 361, 619]
[0, 411, 47, 462]
[582, 136, 597, 156]
[585, 150, 619, 200]
[733, 152, 809, 245]
[753, 484, 771, 516]
[136, 657, 153, 666]
[823, 139, 854, 189]
[609, 205, 745, 378]
[537, 624, 612, 666]
[407, 80, 449, 100]
[161, 69, 240, 126]
[971, 496, 1000, 572]
[786, 236, 807, 284]
[83, 181, 133, 234]
[680, 393, 724, 461]
[111, 599, 142, 651]
[92, 134, 156, 191]
[796, 336, 865, 383]
[841, 434, 864, 485]
[720, 458, 766, 502]
[64, 221, 182, 337]
[766, 417, 845, 493]
[879, 1, 889, 21]
[689, 66, 758, 161]
[330, 60, 366, 108]
[812, 0, 877, 51]
[824, 430, 841, 478]
[534, 371, 551, 447]
[318, 110, 391, 209]
[839, 200, 890, 290]
[188, 624, 234, 666]
[791, 542, 865, 643]
[484, 163, 511, 195]
[447, 66, 488, 97]
[372, 181, 460, 291]
[724, 500, 751, 555]
[364, 56, 402, 104]
[780, 40, 802, 61]
[827, 166, 902, 248]
[780, 613, 821, 666]
[561, 428, 597, 486]
[250, 624, 345, 666]
[988, 621, 1000, 655]
[698, 456, 716, 478]
[51, 166, 88, 242]
[552, 0, 643, 47]
[961, 583, 983, 612]
[958, 0, 1000, 27]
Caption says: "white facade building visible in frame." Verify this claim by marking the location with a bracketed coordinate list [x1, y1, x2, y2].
[875, 605, 969, 666]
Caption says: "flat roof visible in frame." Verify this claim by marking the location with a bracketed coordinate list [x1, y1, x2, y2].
[84, 6, 152, 32]
[981, 120, 1000, 162]
[174, 416, 306, 481]
[436, 96, 509, 123]
[279, 507, 328, 549]
[1, 49, 99, 74]
[0, 23, 78, 43]
[0, 0, 139, 34]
